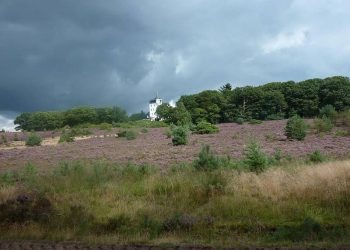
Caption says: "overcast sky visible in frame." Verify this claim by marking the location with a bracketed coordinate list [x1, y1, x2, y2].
[1, 0, 350, 129]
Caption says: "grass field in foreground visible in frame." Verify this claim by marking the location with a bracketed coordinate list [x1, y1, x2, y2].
[0, 159, 349, 247]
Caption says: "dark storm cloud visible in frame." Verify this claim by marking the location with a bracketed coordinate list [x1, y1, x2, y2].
[1, 0, 350, 123]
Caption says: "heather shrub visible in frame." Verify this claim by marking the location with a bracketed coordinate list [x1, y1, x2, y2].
[285, 115, 307, 140]
[194, 145, 220, 171]
[171, 126, 188, 146]
[25, 132, 42, 146]
[313, 116, 333, 133]
[126, 130, 137, 140]
[193, 121, 219, 134]
[308, 150, 327, 163]
[271, 217, 340, 242]
[101, 214, 131, 232]
[243, 141, 269, 173]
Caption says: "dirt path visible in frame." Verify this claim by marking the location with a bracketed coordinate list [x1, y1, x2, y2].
[0, 241, 346, 250]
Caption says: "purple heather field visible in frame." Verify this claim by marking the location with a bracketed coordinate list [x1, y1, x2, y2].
[0, 120, 350, 171]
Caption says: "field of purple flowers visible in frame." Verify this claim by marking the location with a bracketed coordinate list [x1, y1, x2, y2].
[1, 120, 350, 171]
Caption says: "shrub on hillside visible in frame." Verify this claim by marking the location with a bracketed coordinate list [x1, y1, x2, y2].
[171, 126, 189, 146]
[126, 130, 137, 140]
[319, 104, 337, 122]
[25, 133, 42, 146]
[98, 123, 113, 131]
[243, 141, 268, 173]
[0, 134, 7, 145]
[313, 116, 333, 133]
[336, 109, 350, 127]
[117, 130, 127, 137]
[248, 119, 262, 125]
[235, 117, 244, 125]
[163, 129, 172, 138]
[308, 150, 327, 163]
[285, 115, 307, 140]
[193, 121, 219, 134]
[194, 145, 220, 171]
[59, 131, 75, 143]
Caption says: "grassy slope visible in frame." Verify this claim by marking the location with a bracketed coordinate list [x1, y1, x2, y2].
[0, 160, 349, 247]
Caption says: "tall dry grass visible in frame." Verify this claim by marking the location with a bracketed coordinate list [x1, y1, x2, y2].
[0, 160, 349, 246]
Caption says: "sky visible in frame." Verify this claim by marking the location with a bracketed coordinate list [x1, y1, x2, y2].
[1, 0, 350, 130]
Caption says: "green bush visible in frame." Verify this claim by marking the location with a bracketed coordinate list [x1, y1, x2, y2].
[59, 131, 75, 143]
[235, 117, 244, 125]
[70, 128, 92, 136]
[337, 109, 350, 127]
[98, 122, 113, 131]
[141, 128, 148, 133]
[308, 150, 326, 163]
[126, 130, 137, 140]
[171, 126, 189, 146]
[0, 134, 7, 145]
[163, 129, 172, 138]
[25, 132, 42, 146]
[319, 104, 337, 122]
[193, 145, 220, 171]
[243, 141, 269, 173]
[248, 119, 262, 125]
[313, 116, 333, 133]
[117, 130, 127, 137]
[285, 115, 307, 140]
[193, 121, 219, 134]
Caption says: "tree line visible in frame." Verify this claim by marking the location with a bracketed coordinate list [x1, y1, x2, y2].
[14, 106, 147, 131]
[14, 75, 350, 131]
[157, 76, 350, 124]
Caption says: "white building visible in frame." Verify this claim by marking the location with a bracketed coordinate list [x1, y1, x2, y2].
[148, 94, 162, 121]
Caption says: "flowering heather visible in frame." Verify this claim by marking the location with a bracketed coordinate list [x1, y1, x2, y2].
[0, 120, 350, 170]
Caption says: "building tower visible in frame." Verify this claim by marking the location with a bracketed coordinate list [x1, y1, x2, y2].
[148, 93, 162, 121]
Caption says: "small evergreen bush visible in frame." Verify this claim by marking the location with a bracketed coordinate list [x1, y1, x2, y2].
[285, 115, 307, 140]
[194, 145, 220, 171]
[313, 116, 333, 133]
[243, 141, 268, 173]
[171, 126, 188, 146]
[25, 132, 42, 146]
[59, 131, 75, 143]
[308, 150, 326, 163]
[0, 134, 7, 145]
[193, 121, 219, 134]
[117, 130, 127, 137]
[319, 104, 337, 122]
[126, 130, 137, 140]
[163, 129, 172, 138]
[235, 117, 244, 125]
[98, 123, 113, 131]
[248, 119, 262, 125]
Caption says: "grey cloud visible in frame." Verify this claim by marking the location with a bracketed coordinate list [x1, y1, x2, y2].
[0, 0, 349, 115]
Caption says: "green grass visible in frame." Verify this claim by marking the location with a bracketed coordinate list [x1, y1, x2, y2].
[1, 158, 350, 247]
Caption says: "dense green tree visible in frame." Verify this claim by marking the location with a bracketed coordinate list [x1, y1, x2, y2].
[319, 76, 350, 111]
[64, 107, 98, 126]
